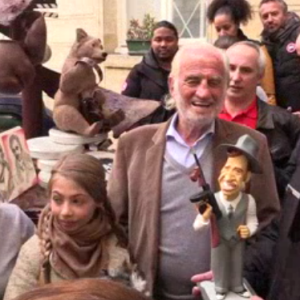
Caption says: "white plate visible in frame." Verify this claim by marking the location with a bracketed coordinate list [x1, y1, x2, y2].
[27, 137, 84, 160]
[49, 128, 107, 145]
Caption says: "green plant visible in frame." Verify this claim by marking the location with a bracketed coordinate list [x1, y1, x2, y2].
[127, 14, 156, 40]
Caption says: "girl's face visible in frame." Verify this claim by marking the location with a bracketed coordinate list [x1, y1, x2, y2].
[50, 174, 97, 232]
[213, 13, 239, 37]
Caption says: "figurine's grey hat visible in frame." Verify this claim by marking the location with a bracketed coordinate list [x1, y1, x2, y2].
[219, 134, 262, 174]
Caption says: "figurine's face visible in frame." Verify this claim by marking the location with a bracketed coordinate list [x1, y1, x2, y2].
[218, 154, 250, 201]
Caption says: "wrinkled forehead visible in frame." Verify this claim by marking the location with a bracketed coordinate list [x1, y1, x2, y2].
[226, 44, 259, 66]
[259, 1, 286, 15]
[181, 49, 227, 76]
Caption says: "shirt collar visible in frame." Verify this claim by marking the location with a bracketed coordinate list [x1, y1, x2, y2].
[219, 191, 242, 210]
[166, 113, 215, 147]
[221, 98, 257, 119]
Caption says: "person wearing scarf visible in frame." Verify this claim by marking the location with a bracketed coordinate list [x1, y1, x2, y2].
[4, 153, 146, 300]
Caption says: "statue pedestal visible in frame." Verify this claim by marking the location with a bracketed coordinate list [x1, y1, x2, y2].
[199, 279, 255, 300]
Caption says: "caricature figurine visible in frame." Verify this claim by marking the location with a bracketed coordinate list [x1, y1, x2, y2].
[193, 134, 261, 300]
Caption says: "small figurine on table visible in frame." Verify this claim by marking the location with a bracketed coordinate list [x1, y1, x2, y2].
[193, 134, 261, 300]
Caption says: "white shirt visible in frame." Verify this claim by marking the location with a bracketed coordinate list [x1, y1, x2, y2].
[193, 191, 258, 236]
[256, 86, 268, 102]
[165, 114, 215, 167]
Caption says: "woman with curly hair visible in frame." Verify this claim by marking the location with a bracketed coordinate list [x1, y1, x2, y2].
[207, 0, 252, 40]
[207, 0, 277, 105]
[4, 154, 146, 300]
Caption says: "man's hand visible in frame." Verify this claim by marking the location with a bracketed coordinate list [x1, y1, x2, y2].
[237, 225, 250, 239]
[191, 271, 213, 296]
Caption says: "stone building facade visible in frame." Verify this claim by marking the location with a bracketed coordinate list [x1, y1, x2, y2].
[45, 0, 300, 94]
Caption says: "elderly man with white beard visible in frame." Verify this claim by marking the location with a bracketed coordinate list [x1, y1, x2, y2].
[108, 42, 279, 300]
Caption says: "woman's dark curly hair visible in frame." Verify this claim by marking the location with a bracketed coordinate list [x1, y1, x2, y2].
[207, 0, 253, 25]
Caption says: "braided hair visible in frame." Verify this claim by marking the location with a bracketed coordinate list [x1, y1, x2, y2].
[38, 205, 52, 284]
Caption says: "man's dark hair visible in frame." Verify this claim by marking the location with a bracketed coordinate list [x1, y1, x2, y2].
[259, 0, 288, 13]
[207, 0, 252, 25]
[152, 20, 179, 39]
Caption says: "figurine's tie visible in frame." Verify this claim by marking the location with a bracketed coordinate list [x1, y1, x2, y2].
[227, 204, 234, 219]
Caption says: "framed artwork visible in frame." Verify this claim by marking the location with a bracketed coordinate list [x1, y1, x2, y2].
[0, 126, 37, 202]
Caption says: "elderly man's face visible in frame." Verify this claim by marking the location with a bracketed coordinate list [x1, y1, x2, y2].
[226, 45, 261, 101]
[170, 50, 227, 127]
[259, 1, 287, 34]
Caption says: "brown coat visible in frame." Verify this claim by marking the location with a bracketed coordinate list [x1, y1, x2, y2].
[108, 118, 280, 294]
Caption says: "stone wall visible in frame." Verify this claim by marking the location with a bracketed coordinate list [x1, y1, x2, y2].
[44, 0, 103, 73]
[43, 0, 300, 97]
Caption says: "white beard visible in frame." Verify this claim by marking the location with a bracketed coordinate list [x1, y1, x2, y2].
[174, 81, 224, 128]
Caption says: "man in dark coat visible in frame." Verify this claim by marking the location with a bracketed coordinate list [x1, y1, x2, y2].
[122, 20, 178, 124]
[259, 0, 300, 112]
[266, 140, 300, 300]
[243, 141, 300, 300]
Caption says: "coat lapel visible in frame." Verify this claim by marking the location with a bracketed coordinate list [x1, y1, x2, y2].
[143, 121, 169, 285]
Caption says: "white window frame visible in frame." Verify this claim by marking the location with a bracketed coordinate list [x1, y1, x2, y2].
[161, 0, 208, 43]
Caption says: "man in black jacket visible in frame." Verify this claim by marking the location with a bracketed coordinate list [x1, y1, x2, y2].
[244, 142, 300, 300]
[267, 140, 300, 300]
[220, 40, 300, 197]
[259, 0, 300, 112]
[122, 20, 178, 124]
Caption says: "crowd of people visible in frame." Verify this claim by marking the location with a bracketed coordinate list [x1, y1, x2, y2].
[2, 0, 300, 300]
